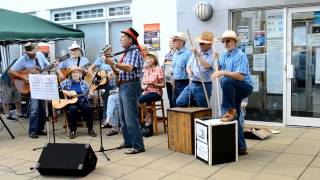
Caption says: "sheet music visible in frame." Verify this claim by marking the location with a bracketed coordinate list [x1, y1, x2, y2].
[29, 74, 59, 100]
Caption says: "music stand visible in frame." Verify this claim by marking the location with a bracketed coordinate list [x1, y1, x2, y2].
[0, 116, 15, 139]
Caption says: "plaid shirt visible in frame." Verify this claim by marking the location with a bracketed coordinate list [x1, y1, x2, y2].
[142, 66, 164, 95]
[119, 44, 144, 81]
[60, 78, 89, 94]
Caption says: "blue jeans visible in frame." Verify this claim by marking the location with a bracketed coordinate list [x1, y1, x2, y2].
[67, 99, 93, 132]
[172, 79, 189, 107]
[220, 77, 253, 150]
[29, 98, 46, 135]
[118, 80, 145, 151]
[101, 85, 116, 120]
[176, 81, 212, 107]
[165, 82, 174, 108]
[139, 92, 161, 105]
[107, 94, 119, 128]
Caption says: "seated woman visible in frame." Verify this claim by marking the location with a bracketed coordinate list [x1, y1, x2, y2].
[60, 66, 97, 139]
[139, 52, 165, 137]
[105, 89, 120, 136]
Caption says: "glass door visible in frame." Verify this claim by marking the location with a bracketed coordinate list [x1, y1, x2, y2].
[287, 7, 320, 126]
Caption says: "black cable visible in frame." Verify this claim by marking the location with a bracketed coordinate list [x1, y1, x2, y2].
[0, 164, 36, 176]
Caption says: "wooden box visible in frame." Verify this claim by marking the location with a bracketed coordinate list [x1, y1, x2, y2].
[195, 118, 238, 165]
[167, 107, 211, 155]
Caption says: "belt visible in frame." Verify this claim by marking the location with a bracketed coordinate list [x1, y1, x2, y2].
[192, 81, 212, 85]
[118, 78, 139, 85]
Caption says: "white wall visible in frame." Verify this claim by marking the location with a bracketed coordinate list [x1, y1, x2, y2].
[132, 0, 177, 63]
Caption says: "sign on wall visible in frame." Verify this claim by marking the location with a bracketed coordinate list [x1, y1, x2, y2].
[144, 23, 160, 51]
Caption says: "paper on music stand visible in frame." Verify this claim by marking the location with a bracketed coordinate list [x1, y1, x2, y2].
[29, 74, 59, 100]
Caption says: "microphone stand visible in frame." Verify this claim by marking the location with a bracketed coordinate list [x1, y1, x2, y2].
[88, 59, 110, 161]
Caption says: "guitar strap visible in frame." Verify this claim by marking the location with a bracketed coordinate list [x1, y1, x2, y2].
[119, 47, 138, 63]
[35, 57, 42, 73]
[77, 57, 80, 67]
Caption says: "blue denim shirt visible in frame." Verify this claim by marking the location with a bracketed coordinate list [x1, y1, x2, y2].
[187, 48, 214, 82]
[172, 47, 192, 80]
[219, 48, 253, 86]
[11, 52, 49, 71]
[57, 57, 89, 70]
[60, 78, 89, 94]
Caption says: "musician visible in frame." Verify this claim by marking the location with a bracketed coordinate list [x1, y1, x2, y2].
[139, 52, 164, 137]
[211, 30, 253, 155]
[87, 44, 116, 128]
[105, 27, 145, 154]
[9, 42, 49, 138]
[176, 31, 215, 107]
[171, 32, 192, 107]
[59, 66, 97, 139]
[56, 43, 89, 81]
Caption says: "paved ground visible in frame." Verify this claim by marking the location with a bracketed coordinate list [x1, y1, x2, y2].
[1, 115, 320, 180]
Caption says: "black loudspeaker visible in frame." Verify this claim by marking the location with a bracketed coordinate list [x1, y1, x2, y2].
[36, 143, 97, 177]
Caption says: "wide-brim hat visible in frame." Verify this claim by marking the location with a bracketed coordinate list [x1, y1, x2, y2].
[146, 51, 159, 65]
[171, 32, 186, 41]
[221, 30, 239, 43]
[67, 66, 83, 75]
[195, 31, 214, 44]
[121, 27, 139, 44]
[24, 42, 36, 53]
[68, 43, 82, 50]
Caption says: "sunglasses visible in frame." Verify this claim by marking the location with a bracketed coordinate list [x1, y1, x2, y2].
[222, 39, 231, 44]
[199, 43, 206, 46]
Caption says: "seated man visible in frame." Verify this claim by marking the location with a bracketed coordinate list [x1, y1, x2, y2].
[139, 52, 164, 137]
[60, 66, 97, 139]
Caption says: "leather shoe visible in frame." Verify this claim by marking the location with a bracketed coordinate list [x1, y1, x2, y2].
[38, 131, 47, 136]
[29, 132, 39, 139]
[116, 143, 132, 149]
[88, 129, 97, 137]
[221, 108, 237, 122]
[238, 149, 248, 155]
[69, 131, 76, 139]
[124, 148, 145, 154]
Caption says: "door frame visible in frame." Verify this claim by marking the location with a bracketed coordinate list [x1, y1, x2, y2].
[286, 6, 320, 127]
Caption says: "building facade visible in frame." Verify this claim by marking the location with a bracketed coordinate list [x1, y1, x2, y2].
[177, 0, 320, 127]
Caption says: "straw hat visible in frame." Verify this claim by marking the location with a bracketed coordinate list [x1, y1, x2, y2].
[221, 30, 239, 43]
[67, 66, 83, 76]
[171, 32, 186, 41]
[24, 42, 36, 53]
[146, 51, 159, 65]
[195, 31, 214, 44]
[68, 43, 82, 50]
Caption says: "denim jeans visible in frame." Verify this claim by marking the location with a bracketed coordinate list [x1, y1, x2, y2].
[220, 77, 253, 150]
[172, 79, 189, 107]
[165, 82, 173, 108]
[139, 92, 161, 105]
[29, 98, 46, 135]
[118, 80, 145, 151]
[106, 94, 119, 128]
[176, 81, 212, 108]
[101, 85, 116, 120]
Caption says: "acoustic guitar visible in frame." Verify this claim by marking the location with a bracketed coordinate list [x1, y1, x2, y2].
[51, 90, 86, 109]
[84, 70, 108, 92]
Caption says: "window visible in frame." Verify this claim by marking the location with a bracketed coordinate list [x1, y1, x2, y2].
[53, 12, 72, 22]
[109, 6, 130, 17]
[76, 8, 104, 20]
[232, 9, 284, 123]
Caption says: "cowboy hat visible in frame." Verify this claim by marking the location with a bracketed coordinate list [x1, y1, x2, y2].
[102, 44, 112, 53]
[195, 31, 214, 44]
[221, 30, 239, 43]
[171, 32, 186, 41]
[146, 51, 159, 65]
[121, 27, 139, 44]
[24, 42, 36, 53]
[68, 43, 82, 50]
[67, 66, 83, 75]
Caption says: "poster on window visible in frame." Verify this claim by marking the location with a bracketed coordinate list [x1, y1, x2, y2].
[254, 31, 266, 48]
[267, 14, 283, 38]
[237, 26, 249, 43]
[251, 75, 259, 92]
[144, 23, 160, 51]
[253, 54, 265, 71]
[266, 39, 283, 94]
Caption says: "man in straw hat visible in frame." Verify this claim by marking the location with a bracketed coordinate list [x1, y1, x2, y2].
[56, 42, 89, 81]
[9, 42, 50, 138]
[211, 30, 253, 155]
[59, 66, 97, 139]
[104, 27, 145, 154]
[176, 31, 215, 107]
[171, 32, 192, 107]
